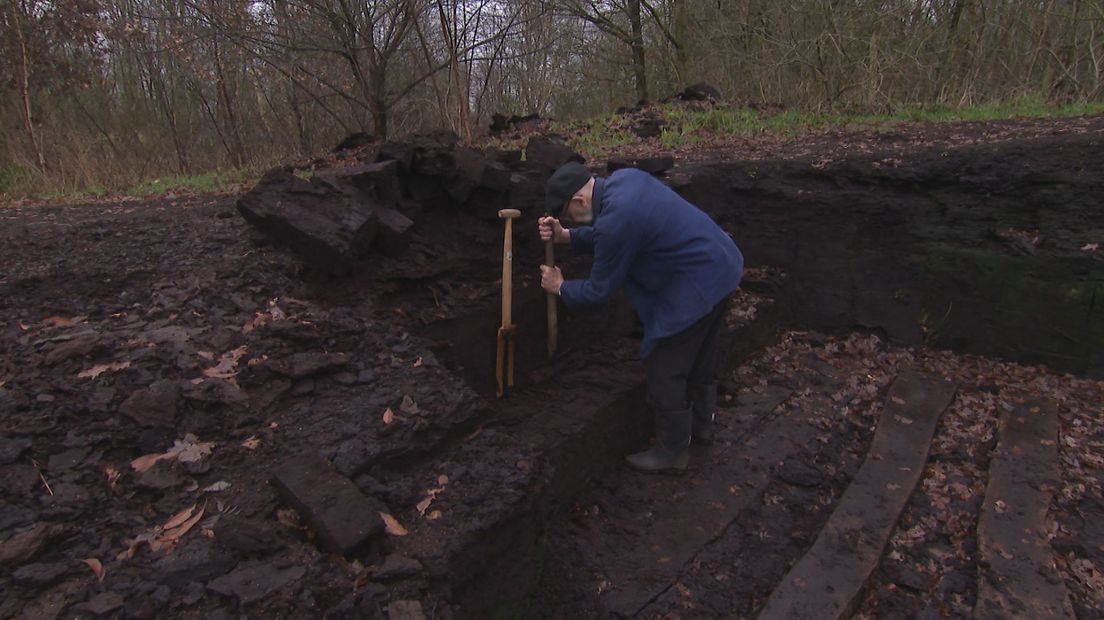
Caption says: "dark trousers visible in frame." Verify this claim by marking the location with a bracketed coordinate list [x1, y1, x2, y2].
[644, 298, 729, 411]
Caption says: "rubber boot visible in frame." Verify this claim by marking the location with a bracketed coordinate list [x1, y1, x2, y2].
[689, 383, 717, 446]
[626, 406, 691, 473]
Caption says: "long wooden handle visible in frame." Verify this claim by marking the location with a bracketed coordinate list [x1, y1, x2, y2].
[545, 239, 557, 357]
[502, 218, 513, 327]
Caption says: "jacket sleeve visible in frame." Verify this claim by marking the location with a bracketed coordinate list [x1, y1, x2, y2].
[569, 225, 596, 254]
[560, 220, 640, 307]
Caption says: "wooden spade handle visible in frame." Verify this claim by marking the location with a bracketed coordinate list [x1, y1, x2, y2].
[499, 209, 520, 328]
[545, 239, 557, 357]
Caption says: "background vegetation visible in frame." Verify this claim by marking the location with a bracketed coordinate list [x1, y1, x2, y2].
[4, 0, 1104, 197]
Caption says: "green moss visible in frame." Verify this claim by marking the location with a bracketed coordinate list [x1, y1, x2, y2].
[919, 247, 1104, 374]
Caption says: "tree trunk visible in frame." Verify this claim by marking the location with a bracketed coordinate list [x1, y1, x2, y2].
[437, 0, 471, 142]
[10, 0, 46, 174]
[371, 64, 390, 139]
[628, 0, 648, 103]
[213, 38, 247, 168]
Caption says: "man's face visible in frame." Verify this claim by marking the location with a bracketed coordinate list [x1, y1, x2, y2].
[561, 181, 594, 225]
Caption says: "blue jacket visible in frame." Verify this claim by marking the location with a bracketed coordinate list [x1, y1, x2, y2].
[560, 168, 744, 358]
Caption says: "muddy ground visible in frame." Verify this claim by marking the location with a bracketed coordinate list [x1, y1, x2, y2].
[1, 115, 1102, 619]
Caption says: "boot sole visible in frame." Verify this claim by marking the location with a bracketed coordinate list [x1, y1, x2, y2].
[624, 457, 689, 475]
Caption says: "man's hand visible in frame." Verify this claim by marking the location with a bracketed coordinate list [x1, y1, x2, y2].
[540, 264, 564, 295]
[538, 216, 570, 244]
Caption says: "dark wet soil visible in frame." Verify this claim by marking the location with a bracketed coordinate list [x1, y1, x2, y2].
[1, 116, 1102, 619]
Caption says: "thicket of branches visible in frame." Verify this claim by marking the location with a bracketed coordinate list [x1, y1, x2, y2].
[3, 0, 1103, 193]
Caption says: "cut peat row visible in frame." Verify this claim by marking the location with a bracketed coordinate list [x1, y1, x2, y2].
[758, 371, 956, 619]
[368, 286, 783, 616]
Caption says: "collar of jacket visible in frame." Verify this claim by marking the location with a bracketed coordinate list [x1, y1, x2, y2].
[592, 176, 606, 220]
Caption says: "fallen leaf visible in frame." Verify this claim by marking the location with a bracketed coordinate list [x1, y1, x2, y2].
[437, 474, 449, 486]
[99, 463, 121, 489]
[162, 504, 198, 530]
[77, 361, 131, 379]
[201, 346, 249, 380]
[886, 483, 902, 491]
[202, 481, 231, 493]
[130, 452, 171, 473]
[152, 504, 205, 551]
[416, 496, 434, 515]
[240, 436, 261, 450]
[382, 408, 395, 425]
[426, 510, 442, 520]
[890, 396, 906, 405]
[81, 558, 105, 582]
[413, 356, 423, 368]
[380, 512, 409, 536]
[1081, 243, 1098, 252]
[171, 437, 214, 463]
[43, 316, 78, 327]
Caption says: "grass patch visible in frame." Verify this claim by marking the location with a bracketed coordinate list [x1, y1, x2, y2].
[558, 97, 1104, 154]
[1, 168, 257, 203]
[126, 169, 252, 197]
[0, 165, 35, 196]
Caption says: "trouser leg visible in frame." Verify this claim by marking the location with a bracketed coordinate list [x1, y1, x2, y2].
[632, 299, 729, 470]
[687, 299, 728, 445]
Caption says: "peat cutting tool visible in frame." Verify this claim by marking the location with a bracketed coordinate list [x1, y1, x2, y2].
[544, 220, 558, 358]
[496, 208, 521, 398]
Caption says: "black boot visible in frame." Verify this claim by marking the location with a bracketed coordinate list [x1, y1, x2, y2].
[626, 405, 691, 473]
[689, 383, 717, 446]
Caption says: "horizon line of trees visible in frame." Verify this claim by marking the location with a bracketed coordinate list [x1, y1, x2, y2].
[3, 0, 1103, 194]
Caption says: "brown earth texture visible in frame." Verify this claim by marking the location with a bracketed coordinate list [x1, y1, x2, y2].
[1, 115, 1103, 620]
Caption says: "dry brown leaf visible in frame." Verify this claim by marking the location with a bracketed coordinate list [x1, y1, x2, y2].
[43, 316, 78, 327]
[426, 510, 442, 520]
[171, 438, 214, 464]
[99, 463, 121, 490]
[437, 474, 449, 486]
[130, 452, 171, 473]
[163, 505, 205, 540]
[416, 496, 434, 515]
[77, 361, 131, 379]
[201, 345, 249, 380]
[151, 504, 205, 552]
[380, 512, 409, 536]
[81, 558, 105, 582]
[382, 408, 395, 425]
[240, 436, 261, 450]
[162, 504, 198, 530]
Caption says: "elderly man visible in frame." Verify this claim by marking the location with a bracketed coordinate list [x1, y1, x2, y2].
[538, 162, 744, 473]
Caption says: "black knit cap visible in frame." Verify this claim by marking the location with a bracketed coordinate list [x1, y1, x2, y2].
[545, 162, 593, 216]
